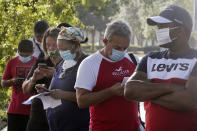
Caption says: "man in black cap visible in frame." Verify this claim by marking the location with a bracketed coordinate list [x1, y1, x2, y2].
[124, 5, 197, 131]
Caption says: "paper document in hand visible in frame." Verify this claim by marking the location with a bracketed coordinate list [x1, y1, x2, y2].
[121, 77, 130, 86]
[23, 92, 62, 109]
[23, 92, 50, 105]
[39, 95, 62, 110]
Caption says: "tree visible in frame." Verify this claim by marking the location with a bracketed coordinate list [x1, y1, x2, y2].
[0, 0, 81, 73]
[116, 0, 194, 46]
[76, 0, 119, 51]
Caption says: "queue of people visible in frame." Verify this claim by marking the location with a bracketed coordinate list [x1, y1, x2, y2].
[1, 4, 197, 131]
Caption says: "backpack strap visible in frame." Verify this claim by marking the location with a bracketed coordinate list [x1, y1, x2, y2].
[33, 38, 44, 54]
[128, 53, 137, 65]
[138, 103, 145, 128]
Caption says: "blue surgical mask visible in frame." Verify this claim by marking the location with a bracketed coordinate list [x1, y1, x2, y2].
[59, 50, 76, 60]
[109, 49, 127, 61]
[19, 56, 32, 63]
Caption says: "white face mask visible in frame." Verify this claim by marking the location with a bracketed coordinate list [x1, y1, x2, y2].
[156, 27, 178, 46]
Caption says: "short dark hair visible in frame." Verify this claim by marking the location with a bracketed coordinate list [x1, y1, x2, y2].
[18, 39, 33, 53]
[57, 23, 72, 28]
[34, 20, 49, 36]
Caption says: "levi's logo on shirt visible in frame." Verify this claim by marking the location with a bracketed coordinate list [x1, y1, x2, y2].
[147, 57, 196, 80]
[112, 66, 129, 76]
[151, 63, 189, 72]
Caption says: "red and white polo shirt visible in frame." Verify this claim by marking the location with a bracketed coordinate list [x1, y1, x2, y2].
[75, 51, 140, 131]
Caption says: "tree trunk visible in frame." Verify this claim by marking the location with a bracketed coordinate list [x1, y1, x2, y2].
[91, 28, 95, 51]
[98, 31, 102, 46]
[136, 34, 143, 46]
[131, 33, 134, 45]
[151, 37, 156, 46]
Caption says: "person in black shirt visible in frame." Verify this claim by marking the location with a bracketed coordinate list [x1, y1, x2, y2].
[22, 27, 61, 131]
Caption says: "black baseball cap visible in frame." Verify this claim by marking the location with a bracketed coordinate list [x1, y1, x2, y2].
[147, 5, 193, 32]
[57, 23, 72, 28]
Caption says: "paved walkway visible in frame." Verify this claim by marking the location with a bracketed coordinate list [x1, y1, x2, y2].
[1, 126, 6, 131]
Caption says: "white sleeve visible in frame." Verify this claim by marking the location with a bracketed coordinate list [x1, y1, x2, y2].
[74, 59, 97, 91]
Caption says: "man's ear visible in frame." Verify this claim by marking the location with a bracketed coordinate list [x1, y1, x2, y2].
[103, 38, 108, 46]
[178, 26, 188, 41]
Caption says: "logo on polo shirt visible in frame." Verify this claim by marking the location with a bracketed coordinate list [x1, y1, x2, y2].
[115, 66, 123, 72]
[147, 57, 196, 80]
[112, 66, 129, 76]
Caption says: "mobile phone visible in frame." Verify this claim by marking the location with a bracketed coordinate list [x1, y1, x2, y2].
[38, 63, 47, 68]
[17, 77, 25, 80]
[35, 84, 50, 92]
[39, 86, 50, 92]
[17, 77, 25, 82]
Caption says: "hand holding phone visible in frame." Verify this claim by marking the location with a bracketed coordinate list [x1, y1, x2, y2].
[38, 63, 47, 69]
[35, 84, 49, 93]
[13, 77, 25, 89]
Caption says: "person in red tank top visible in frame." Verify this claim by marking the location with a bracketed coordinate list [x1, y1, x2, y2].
[124, 5, 197, 131]
[75, 20, 142, 131]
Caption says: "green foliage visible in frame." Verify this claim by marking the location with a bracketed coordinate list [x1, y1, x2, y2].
[81, 0, 111, 9]
[77, 0, 119, 51]
[48, 0, 81, 26]
[0, 0, 81, 73]
[0, 75, 11, 123]
[77, 0, 119, 31]
[0, 88, 11, 121]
